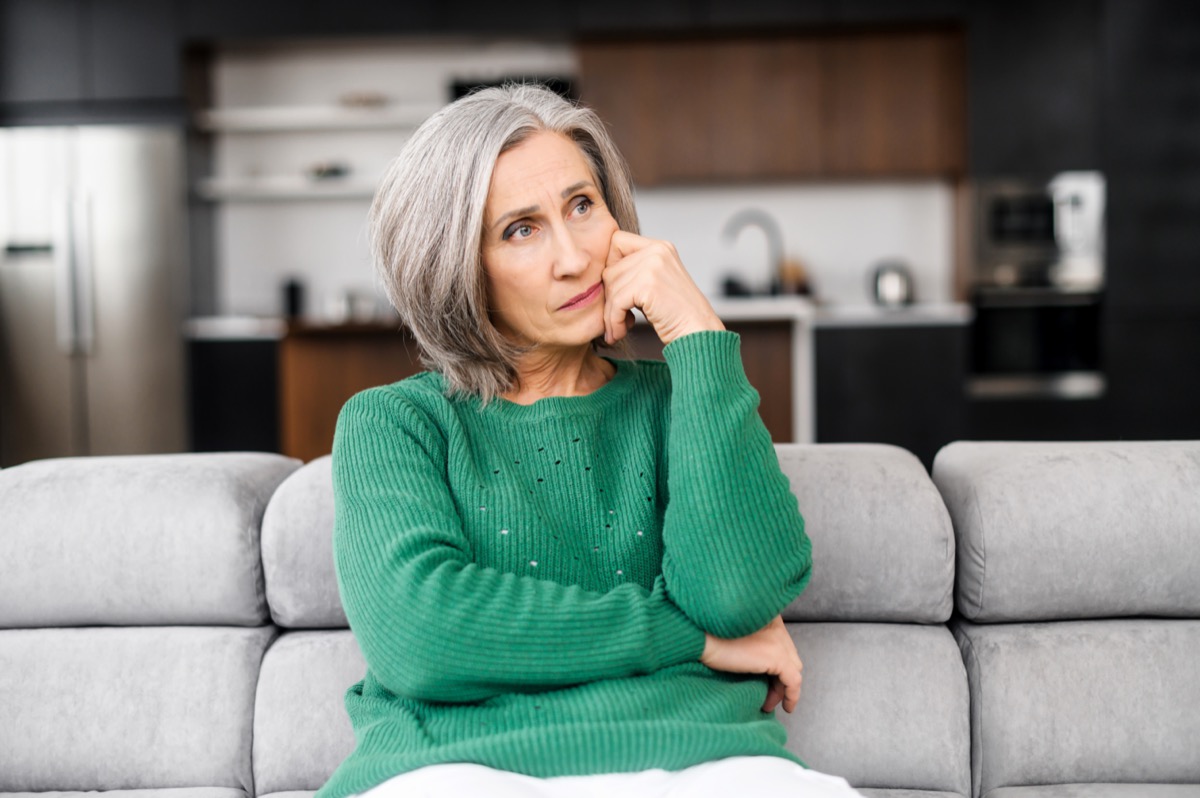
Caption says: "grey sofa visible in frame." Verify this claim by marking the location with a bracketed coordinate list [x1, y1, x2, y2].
[0, 441, 1196, 798]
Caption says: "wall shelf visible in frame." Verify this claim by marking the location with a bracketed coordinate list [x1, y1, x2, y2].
[196, 175, 378, 201]
[194, 102, 441, 133]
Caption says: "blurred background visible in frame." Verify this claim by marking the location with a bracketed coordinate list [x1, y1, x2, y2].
[0, 0, 1197, 472]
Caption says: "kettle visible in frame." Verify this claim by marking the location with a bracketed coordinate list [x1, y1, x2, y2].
[869, 260, 916, 307]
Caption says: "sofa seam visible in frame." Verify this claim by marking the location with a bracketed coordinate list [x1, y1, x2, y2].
[958, 628, 984, 798]
[247, 624, 283, 798]
[970, 483, 987, 620]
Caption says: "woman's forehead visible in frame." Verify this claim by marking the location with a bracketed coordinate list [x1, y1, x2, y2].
[486, 132, 597, 213]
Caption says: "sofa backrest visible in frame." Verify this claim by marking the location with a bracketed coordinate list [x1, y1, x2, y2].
[773, 443, 969, 797]
[777, 443, 956, 624]
[934, 440, 1200, 623]
[935, 441, 1200, 798]
[0, 452, 298, 794]
[0, 453, 299, 627]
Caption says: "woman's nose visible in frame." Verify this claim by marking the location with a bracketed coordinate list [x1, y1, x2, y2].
[551, 224, 590, 279]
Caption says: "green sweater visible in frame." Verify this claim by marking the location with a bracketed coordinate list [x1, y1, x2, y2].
[317, 331, 813, 798]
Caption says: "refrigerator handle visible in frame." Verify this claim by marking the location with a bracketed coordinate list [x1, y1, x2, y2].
[71, 190, 95, 355]
[52, 190, 95, 356]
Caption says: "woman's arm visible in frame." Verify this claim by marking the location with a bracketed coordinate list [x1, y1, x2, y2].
[658, 332, 813, 639]
[332, 387, 706, 704]
[602, 231, 812, 639]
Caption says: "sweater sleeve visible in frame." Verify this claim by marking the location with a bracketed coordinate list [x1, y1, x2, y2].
[331, 387, 707, 704]
[658, 331, 813, 639]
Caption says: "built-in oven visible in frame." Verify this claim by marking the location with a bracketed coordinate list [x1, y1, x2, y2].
[966, 172, 1106, 400]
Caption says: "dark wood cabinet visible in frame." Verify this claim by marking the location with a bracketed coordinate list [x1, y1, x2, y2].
[966, 0, 1102, 176]
[579, 38, 826, 184]
[624, 321, 796, 443]
[279, 324, 424, 462]
[188, 337, 280, 454]
[823, 30, 965, 176]
[578, 29, 965, 184]
[815, 323, 967, 471]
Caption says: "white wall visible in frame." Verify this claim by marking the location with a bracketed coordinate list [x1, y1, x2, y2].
[636, 182, 954, 306]
[208, 40, 954, 318]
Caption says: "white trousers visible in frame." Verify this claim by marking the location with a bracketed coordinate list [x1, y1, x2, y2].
[354, 756, 864, 798]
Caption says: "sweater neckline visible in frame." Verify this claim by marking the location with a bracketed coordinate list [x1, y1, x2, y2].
[474, 358, 640, 420]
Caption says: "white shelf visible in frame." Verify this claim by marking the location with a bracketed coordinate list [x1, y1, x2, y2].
[195, 102, 442, 133]
[196, 175, 378, 201]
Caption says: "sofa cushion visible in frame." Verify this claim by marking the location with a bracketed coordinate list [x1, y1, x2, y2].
[954, 619, 1200, 798]
[2, 791, 247, 798]
[986, 785, 1200, 798]
[859, 792, 968, 798]
[780, 622, 969, 797]
[0, 453, 300, 627]
[933, 441, 1200, 622]
[261, 457, 345, 628]
[253, 631, 364, 794]
[0, 626, 276, 791]
[778, 444, 955, 623]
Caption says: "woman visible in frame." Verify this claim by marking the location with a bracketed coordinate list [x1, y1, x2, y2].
[319, 84, 862, 798]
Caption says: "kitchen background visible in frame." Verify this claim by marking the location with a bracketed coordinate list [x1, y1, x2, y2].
[0, 0, 1197, 471]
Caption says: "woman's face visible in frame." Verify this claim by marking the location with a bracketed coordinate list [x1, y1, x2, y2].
[481, 130, 619, 349]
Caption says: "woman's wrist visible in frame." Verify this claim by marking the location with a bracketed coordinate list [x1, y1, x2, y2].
[659, 313, 726, 346]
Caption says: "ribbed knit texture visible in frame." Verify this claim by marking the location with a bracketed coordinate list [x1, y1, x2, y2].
[317, 331, 813, 798]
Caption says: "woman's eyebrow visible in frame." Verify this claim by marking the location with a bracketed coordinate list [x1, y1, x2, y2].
[491, 182, 596, 231]
[493, 205, 539, 231]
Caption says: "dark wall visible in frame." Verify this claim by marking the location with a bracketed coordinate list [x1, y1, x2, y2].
[1099, 1, 1200, 440]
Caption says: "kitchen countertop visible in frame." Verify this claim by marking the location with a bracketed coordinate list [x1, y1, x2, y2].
[185, 300, 970, 342]
[812, 302, 972, 327]
[183, 316, 287, 340]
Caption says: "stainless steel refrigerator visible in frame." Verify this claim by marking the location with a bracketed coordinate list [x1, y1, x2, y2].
[0, 126, 187, 467]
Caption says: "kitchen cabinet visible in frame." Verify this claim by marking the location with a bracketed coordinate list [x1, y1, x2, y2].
[625, 320, 797, 443]
[823, 31, 965, 176]
[279, 323, 424, 462]
[966, 0, 1101, 176]
[0, 0, 182, 120]
[1096, 0, 1200, 439]
[577, 29, 965, 184]
[188, 338, 280, 454]
[815, 321, 967, 471]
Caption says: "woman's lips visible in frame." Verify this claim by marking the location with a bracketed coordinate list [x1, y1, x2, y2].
[558, 281, 603, 311]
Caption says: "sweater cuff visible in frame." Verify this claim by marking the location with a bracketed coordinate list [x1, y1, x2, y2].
[661, 330, 751, 397]
[651, 601, 708, 669]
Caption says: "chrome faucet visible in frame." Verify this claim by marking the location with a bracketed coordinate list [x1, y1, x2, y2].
[721, 208, 784, 293]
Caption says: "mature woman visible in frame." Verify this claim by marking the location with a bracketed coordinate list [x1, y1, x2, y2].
[318, 84, 862, 798]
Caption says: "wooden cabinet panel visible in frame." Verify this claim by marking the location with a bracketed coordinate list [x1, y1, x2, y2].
[624, 321, 794, 442]
[579, 30, 964, 183]
[823, 31, 965, 176]
[279, 326, 423, 462]
[579, 38, 824, 183]
[708, 39, 824, 179]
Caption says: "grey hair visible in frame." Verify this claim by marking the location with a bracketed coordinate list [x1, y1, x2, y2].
[369, 83, 640, 403]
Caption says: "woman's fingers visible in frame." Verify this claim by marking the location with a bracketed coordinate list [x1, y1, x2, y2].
[701, 616, 804, 714]
[602, 230, 723, 346]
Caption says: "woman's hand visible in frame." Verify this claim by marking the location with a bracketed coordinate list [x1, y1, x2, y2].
[700, 615, 803, 713]
[603, 230, 725, 346]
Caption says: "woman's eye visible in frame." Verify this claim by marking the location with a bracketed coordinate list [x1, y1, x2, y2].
[504, 222, 533, 241]
[573, 197, 593, 216]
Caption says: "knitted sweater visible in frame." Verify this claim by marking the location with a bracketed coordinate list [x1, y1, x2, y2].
[317, 331, 813, 798]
